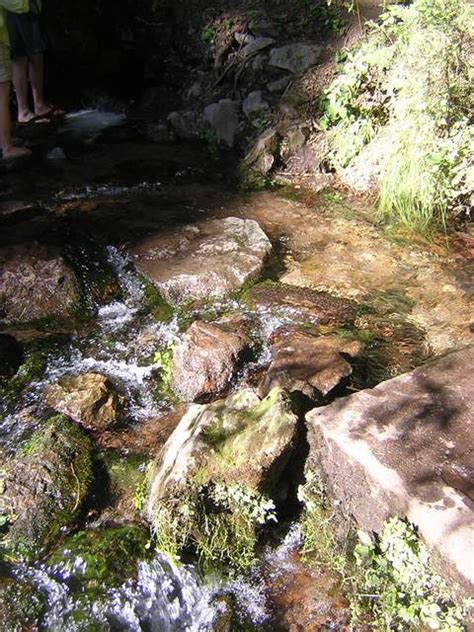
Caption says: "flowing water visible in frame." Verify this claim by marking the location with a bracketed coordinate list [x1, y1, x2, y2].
[1, 110, 472, 630]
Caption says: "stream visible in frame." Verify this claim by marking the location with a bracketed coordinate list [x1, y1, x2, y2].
[0, 110, 472, 630]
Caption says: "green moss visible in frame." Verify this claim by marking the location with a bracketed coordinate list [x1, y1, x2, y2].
[140, 275, 173, 322]
[0, 578, 45, 632]
[48, 525, 152, 598]
[1, 415, 93, 561]
[152, 482, 276, 574]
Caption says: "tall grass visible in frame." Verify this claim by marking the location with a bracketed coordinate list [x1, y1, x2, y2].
[321, 0, 474, 232]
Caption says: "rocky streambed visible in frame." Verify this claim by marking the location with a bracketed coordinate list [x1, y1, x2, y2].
[0, 112, 473, 630]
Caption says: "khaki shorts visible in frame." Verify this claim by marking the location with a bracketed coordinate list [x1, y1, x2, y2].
[0, 44, 12, 83]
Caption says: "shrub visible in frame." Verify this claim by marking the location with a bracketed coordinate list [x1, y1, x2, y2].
[321, 0, 474, 231]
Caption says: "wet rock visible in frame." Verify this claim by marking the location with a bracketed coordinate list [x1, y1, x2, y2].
[132, 217, 272, 305]
[47, 525, 152, 596]
[171, 321, 252, 402]
[0, 416, 92, 560]
[269, 43, 322, 75]
[243, 91, 270, 122]
[147, 387, 298, 506]
[203, 99, 240, 147]
[0, 333, 23, 378]
[43, 373, 125, 430]
[306, 346, 474, 592]
[245, 128, 280, 174]
[167, 110, 203, 141]
[0, 243, 81, 326]
[46, 146, 67, 162]
[242, 281, 357, 326]
[260, 329, 363, 399]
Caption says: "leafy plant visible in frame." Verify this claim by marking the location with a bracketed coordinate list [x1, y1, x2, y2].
[152, 482, 277, 573]
[352, 518, 471, 631]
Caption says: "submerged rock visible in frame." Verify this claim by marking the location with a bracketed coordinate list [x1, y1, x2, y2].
[148, 387, 298, 505]
[171, 321, 252, 402]
[0, 416, 92, 560]
[242, 281, 356, 326]
[306, 346, 474, 592]
[132, 217, 272, 305]
[260, 329, 363, 399]
[43, 372, 125, 430]
[269, 43, 321, 75]
[0, 243, 81, 326]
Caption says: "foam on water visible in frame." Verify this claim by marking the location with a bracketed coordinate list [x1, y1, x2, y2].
[59, 109, 126, 139]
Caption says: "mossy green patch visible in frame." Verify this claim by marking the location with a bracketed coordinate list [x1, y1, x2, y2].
[0, 578, 45, 632]
[48, 525, 152, 598]
[139, 275, 173, 322]
[1, 415, 93, 561]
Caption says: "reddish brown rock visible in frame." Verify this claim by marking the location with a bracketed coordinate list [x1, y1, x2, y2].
[260, 328, 363, 400]
[171, 321, 251, 402]
[0, 243, 81, 325]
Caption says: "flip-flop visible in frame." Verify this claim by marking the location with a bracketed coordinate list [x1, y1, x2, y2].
[17, 115, 50, 127]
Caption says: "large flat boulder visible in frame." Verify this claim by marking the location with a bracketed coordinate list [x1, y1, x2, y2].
[269, 43, 321, 75]
[0, 243, 81, 325]
[132, 217, 272, 305]
[306, 347, 474, 592]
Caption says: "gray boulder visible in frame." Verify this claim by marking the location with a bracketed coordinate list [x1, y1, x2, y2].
[168, 110, 203, 141]
[132, 217, 272, 305]
[269, 43, 322, 75]
[306, 347, 474, 592]
[245, 128, 280, 174]
[203, 99, 240, 147]
[243, 91, 270, 122]
[147, 387, 298, 507]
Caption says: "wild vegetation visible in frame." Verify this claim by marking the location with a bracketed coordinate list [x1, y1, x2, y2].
[322, 0, 474, 232]
[298, 471, 471, 631]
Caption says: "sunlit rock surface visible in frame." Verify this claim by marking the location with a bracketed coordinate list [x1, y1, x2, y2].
[132, 217, 272, 305]
[148, 387, 298, 509]
[306, 347, 474, 592]
[171, 321, 251, 402]
[269, 43, 322, 75]
[43, 372, 125, 429]
[0, 243, 81, 325]
[260, 328, 363, 399]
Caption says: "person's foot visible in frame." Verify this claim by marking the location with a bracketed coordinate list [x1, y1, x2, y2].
[2, 145, 32, 159]
[35, 104, 65, 118]
[17, 110, 37, 124]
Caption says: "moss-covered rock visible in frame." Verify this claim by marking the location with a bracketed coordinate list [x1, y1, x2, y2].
[0, 577, 45, 632]
[0, 416, 93, 561]
[146, 388, 298, 571]
[47, 525, 152, 598]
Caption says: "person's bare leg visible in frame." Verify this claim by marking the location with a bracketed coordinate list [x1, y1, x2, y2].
[29, 53, 48, 116]
[30, 53, 64, 117]
[12, 57, 35, 123]
[0, 80, 31, 158]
